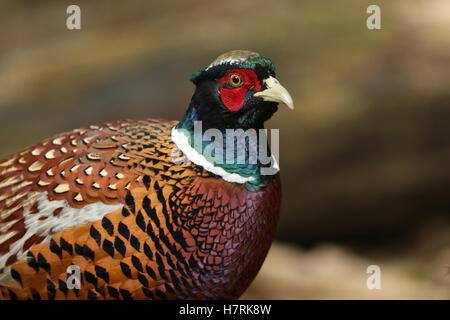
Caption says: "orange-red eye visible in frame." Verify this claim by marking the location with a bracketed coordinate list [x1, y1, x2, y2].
[229, 73, 243, 87]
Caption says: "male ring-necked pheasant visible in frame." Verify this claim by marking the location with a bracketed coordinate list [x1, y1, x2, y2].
[0, 50, 294, 299]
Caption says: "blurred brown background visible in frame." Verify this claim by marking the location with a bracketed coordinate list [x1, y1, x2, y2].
[0, 0, 449, 299]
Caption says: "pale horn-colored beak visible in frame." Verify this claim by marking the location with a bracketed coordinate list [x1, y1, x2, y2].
[254, 76, 295, 110]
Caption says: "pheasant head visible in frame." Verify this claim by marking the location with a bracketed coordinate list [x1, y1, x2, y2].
[174, 50, 294, 187]
[179, 50, 294, 131]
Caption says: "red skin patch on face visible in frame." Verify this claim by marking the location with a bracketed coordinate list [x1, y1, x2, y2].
[219, 69, 261, 112]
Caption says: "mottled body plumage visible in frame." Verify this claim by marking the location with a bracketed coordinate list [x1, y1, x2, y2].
[0, 119, 281, 299]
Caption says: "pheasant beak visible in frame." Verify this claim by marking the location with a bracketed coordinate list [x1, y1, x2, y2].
[254, 76, 295, 110]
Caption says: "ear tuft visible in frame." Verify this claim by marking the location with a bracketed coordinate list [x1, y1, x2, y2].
[189, 71, 204, 84]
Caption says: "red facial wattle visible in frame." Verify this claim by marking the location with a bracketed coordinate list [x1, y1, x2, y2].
[219, 69, 261, 112]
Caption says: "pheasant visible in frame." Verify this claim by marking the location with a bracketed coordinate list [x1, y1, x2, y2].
[0, 50, 294, 300]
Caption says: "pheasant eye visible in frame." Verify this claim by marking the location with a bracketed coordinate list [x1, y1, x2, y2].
[229, 73, 243, 87]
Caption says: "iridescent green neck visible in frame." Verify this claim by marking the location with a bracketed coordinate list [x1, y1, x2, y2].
[175, 104, 277, 189]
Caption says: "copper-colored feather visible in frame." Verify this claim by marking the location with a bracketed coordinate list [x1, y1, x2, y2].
[0, 119, 281, 299]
